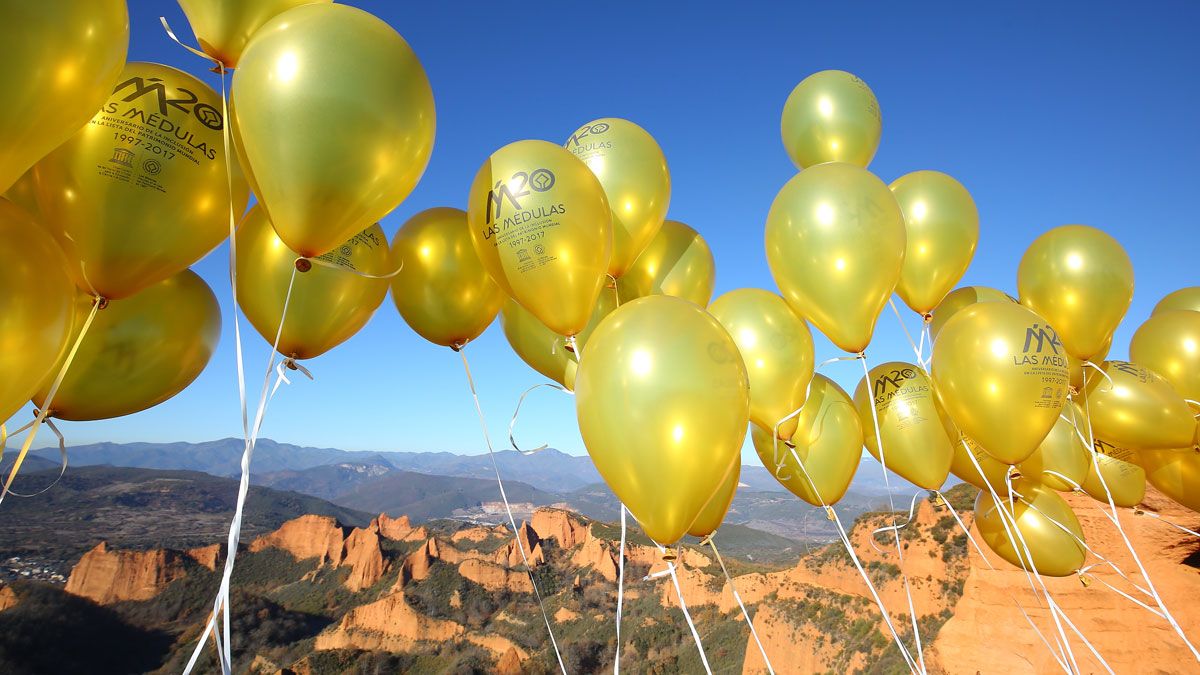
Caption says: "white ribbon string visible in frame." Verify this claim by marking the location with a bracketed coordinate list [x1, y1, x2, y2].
[1137, 509, 1200, 539]
[0, 417, 69, 498]
[963, 441, 1080, 672]
[184, 265, 301, 675]
[889, 299, 925, 367]
[868, 490, 924, 554]
[707, 536, 775, 674]
[614, 504, 626, 675]
[934, 490, 1070, 672]
[1, 298, 101, 505]
[858, 355, 928, 674]
[508, 382, 572, 454]
[304, 254, 404, 279]
[1076, 366, 1200, 661]
[649, 538, 712, 675]
[770, 361, 920, 673]
[458, 348, 568, 675]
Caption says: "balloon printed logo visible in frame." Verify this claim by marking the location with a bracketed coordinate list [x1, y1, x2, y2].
[483, 168, 560, 225]
[1022, 322, 1064, 357]
[565, 122, 612, 149]
[873, 367, 920, 398]
[111, 75, 224, 131]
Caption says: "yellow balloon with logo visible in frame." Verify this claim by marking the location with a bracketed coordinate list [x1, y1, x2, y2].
[500, 292, 617, 391]
[781, 70, 881, 170]
[236, 206, 392, 359]
[1153, 287, 1200, 315]
[1130, 310, 1200, 402]
[390, 207, 504, 349]
[765, 162, 906, 353]
[0, 200, 75, 424]
[468, 140, 612, 338]
[752, 375, 862, 506]
[891, 171, 979, 316]
[33, 270, 220, 421]
[617, 219, 715, 307]
[1019, 403, 1091, 491]
[178, 0, 331, 69]
[1082, 438, 1146, 508]
[931, 302, 1069, 464]
[575, 295, 749, 545]
[688, 463, 740, 538]
[1139, 449, 1200, 513]
[0, 1, 128, 192]
[231, 3, 434, 257]
[1018, 225, 1134, 362]
[33, 62, 250, 300]
[565, 118, 669, 278]
[1083, 361, 1195, 450]
[709, 289, 814, 439]
[854, 362, 953, 489]
[976, 479, 1086, 577]
[929, 286, 1017, 341]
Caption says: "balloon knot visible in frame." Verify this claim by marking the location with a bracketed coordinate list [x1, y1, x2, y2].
[922, 312, 933, 324]
[661, 548, 678, 562]
[855, 351, 866, 360]
[1132, 506, 1145, 516]
[284, 357, 299, 371]
[95, 297, 109, 310]
[295, 258, 313, 273]
[1078, 573, 1092, 588]
[824, 506, 836, 521]
[605, 274, 618, 289]
[563, 336, 578, 354]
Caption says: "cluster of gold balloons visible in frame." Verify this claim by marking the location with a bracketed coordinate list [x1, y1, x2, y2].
[0, 0, 438, 456]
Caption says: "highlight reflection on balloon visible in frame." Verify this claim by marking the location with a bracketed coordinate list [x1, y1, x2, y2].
[781, 70, 881, 170]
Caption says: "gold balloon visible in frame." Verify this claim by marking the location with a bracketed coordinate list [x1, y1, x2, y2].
[177, 0, 331, 69]
[1082, 438, 1146, 508]
[780, 70, 881, 170]
[390, 207, 504, 349]
[1153, 287, 1200, 315]
[1082, 360, 1194, 450]
[765, 162, 906, 353]
[1130, 310, 1200, 402]
[33, 271, 220, 421]
[565, 118, 669, 277]
[1017, 225, 1134, 361]
[932, 302, 1069, 464]
[975, 479, 1086, 577]
[928, 286, 1017, 341]
[854, 362, 953, 489]
[575, 296, 749, 545]
[709, 289, 814, 439]
[500, 292, 617, 391]
[947, 430, 1010, 494]
[890, 171, 979, 315]
[688, 462, 740, 538]
[617, 219, 715, 307]
[1019, 404, 1091, 492]
[468, 140, 611, 337]
[0, 1, 127, 192]
[231, 3, 434, 257]
[3, 169, 40, 218]
[33, 62, 250, 300]
[236, 206, 392, 359]
[1138, 448, 1200, 513]
[752, 375, 862, 506]
[0, 200, 75, 423]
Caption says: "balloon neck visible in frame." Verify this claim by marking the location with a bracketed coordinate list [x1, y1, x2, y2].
[295, 258, 313, 273]
[1006, 466, 1023, 481]
[94, 296, 109, 310]
[660, 547, 678, 562]
[824, 506, 836, 521]
[450, 341, 466, 353]
[922, 312, 933, 324]
[1078, 572, 1092, 588]
[284, 356, 299, 371]
[1132, 506, 1146, 516]
[854, 351, 866, 360]
[605, 274, 617, 289]
[563, 336, 578, 354]
[210, 64, 234, 75]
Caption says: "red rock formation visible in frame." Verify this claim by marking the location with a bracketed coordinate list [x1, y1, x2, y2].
[459, 558, 532, 593]
[186, 543, 223, 571]
[531, 508, 588, 548]
[342, 527, 386, 592]
[249, 515, 345, 565]
[0, 585, 17, 612]
[315, 592, 463, 652]
[571, 537, 620, 582]
[65, 542, 187, 604]
[495, 647, 523, 675]
[372, 513, 414, 541]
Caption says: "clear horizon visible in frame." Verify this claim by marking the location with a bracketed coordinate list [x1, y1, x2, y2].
[15, 1, 1199, 473]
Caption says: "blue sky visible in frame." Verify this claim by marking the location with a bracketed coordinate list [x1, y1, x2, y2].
[26, 1, 1200, 464]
